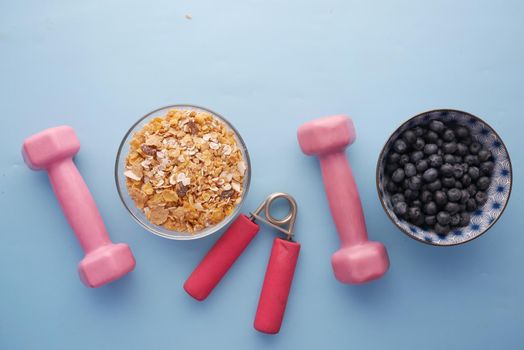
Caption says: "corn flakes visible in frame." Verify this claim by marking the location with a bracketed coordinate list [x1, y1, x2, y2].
[125, 108, 246, 233]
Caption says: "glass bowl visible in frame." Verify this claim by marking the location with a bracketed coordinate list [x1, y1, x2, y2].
[376, 109, 512, 246]
[115, 104, 251, 240]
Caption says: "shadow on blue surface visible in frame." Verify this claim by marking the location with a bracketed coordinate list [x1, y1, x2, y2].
[86, 271, 136, 308]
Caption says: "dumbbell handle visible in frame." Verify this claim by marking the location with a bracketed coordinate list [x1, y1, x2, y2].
[48, 158, 111, 253]
[319, 151, 368, 246]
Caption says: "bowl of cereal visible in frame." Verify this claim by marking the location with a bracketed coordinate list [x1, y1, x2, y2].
[115, 105, 250, 240]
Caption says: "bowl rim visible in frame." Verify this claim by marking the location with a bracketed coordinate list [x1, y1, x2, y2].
[375, 108, 513, 247]
[114, 104, 252, 240]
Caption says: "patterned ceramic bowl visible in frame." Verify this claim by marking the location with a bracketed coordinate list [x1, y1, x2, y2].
[376, 109, 512, 246]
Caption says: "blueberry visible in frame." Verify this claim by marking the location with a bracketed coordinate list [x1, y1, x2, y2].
[435, 223, 450, 235]
[404, 163, 417, 177]
[425, 215, 437, 226]
[443, 154, 457, 164]
[408, 175, 422, 190]
[437, 139, 443, 147]
[436, 211, 451, 225]
[412, 126, 426, 137]
[388, 152, 401, 163]
[460, 190, 470, 204]
[413, 214, 425, 226]
[425, 131, 439, 143]
[442, 142, 457, 154]
[427, 179, 442, 192]
[386, 180, 399, 193]
[412, 200, 422, 208]
[450, 214, 461, 227]
[386, 162, 400, 174]
[466, 198, 477, 211]
[461, 174, 472, 186]
[464, 155, 479, 166]
[440, 163, 453, 177]
[462, 136, 473, 146]
[408, 207, 422, 221]
[409, 151, 423, 163]
[420, 190, 433, 203]
[416, 159, 429, 172]
[480, 161, 494, 175]
[434, 190, 447, 207]
[456, 143, 469, 156]
[467, 184, 477, 196]
[459, 212, 471, 227]
[402, 130, 417, 144]
[478, 149, 492, 162]
[452, 164, 464, 179]
[399, 154, 410, 166]
[458, 203, 466, 212]
[475, 191, 487, 205]
[429, 120, 445, 133]
[391, 193, 405, 205]
[447, 188, 462, 202]
[445, 202, 460, 215]
[455, 181, 463, 189]
[422, 168, 438, 182]
[455, 126, 470, 139]
[442, 177, 455, 188]
[404, 189, 419, 200]
[428, 154, 443, 168]
[468, 166, 480, 180]
[413, 138, 425, 151]
[391, 168, 405, 183]
[393, 202, 408, 216]
[402, 178, 410, 189]
[393, 139, 408, 153]
[469, 142, 482, 154]
[424, 143, 438, 155]
[424, 201, 438, 215]
[477, 176, 491, 190]
[443, 129, 455, 142]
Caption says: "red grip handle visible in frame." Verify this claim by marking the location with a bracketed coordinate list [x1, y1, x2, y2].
[184, 214, 260, 301]
[254, 238, 300, 334]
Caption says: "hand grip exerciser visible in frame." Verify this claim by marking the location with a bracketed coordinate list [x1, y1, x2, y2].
[22, 125, 136, 288]
[297, 115, 389, 284]
[183, 214, 259, 301]
[254, 237, 300, 334]
[184, 193, 300, 334]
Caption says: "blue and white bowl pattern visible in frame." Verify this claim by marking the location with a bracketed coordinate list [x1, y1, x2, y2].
[377, 110, 512, 246]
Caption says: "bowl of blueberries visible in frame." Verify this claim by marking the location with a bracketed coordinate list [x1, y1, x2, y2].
[377, 109, 512, 246]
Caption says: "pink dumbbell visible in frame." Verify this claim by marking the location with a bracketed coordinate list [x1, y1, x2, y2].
[297, 115, 389, 284]
[23, 125, 136, 288]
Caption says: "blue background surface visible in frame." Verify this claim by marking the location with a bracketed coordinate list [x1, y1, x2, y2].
[1, 1, 523, 349]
